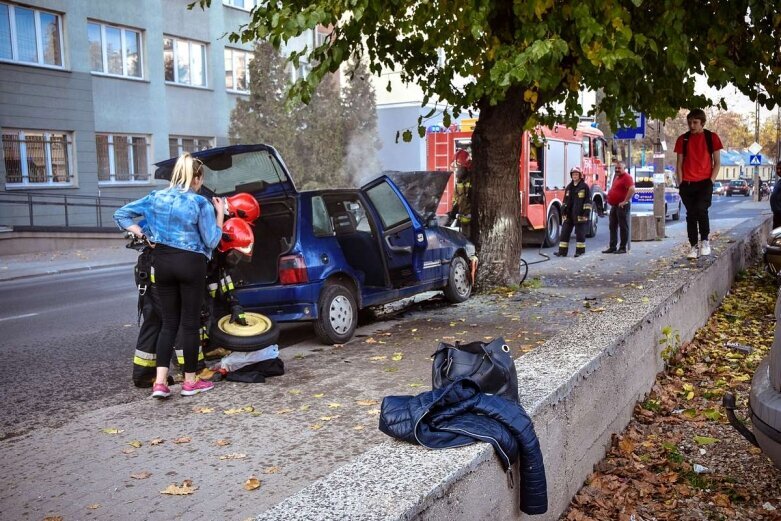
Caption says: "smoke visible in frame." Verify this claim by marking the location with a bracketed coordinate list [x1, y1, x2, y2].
[344, 132, 382, 188]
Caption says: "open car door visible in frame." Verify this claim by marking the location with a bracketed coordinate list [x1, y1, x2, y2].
[362, 176, 428, 287]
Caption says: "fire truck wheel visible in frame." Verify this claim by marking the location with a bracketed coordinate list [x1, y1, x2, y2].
[543, 207, 561, 247]
[585, 203, 598, 238]
[210, 312, 280, 352]
[444, 255, 472, 303]
[314, 282, 358, 345]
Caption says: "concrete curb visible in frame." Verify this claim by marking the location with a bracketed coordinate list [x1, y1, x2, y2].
[253, 215, 771, 521]
[0, 262, 135, 283]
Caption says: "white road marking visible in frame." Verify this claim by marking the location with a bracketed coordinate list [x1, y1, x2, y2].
[0, 313, 39, 322]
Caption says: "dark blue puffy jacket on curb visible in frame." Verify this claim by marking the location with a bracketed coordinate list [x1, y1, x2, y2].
[378, 378, 548, 515]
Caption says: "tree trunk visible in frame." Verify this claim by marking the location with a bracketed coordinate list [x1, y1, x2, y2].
[472, 86, 530, 289]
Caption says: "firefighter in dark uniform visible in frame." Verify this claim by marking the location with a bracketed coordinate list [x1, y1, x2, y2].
[449, 149, 473, 237]
[555, 166, 592, 257]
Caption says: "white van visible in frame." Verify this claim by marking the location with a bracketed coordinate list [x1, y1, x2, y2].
[629, 166, 681, 220]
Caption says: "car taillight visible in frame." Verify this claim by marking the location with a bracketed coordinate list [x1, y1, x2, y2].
[279, 254, 308, 284]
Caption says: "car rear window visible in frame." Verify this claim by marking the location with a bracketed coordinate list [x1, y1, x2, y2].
[201, 150, 289, 195]
[730, 180, 744, 186]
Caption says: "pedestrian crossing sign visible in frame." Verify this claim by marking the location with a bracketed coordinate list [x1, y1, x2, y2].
[749, 154, 762, 166]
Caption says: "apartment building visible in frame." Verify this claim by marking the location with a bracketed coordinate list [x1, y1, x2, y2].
[0, 0, 319, 227]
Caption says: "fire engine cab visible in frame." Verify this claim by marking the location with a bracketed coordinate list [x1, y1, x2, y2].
[426, 121, 609, 246]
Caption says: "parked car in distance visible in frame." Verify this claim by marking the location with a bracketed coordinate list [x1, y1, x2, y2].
[154, 145, 477, 345]
[628, 167, 681, 220]
[726, 179, 751, 197]
[712, 181, 726, 196]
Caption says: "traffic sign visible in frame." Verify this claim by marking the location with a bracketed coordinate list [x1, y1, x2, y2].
[614, 112, 646, 140]
[748, 142, 762, 155]
[749, 154, 762, 166]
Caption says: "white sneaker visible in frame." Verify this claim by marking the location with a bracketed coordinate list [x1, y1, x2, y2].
[687, 245, 699, 259]
[700, 240, 711, 256]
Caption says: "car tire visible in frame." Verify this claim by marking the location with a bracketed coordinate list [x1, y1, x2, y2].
[314, 282, 357, 344]
[672, 203, 681, 221]
[585, 203, 598, 238]
[727, 192, 732, 197]
[543, 207, 561, 247]
[210, 312, 280, 352]
[444, 255, 472, 303]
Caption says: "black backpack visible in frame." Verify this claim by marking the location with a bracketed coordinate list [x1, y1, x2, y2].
[681, 129, 714, 159]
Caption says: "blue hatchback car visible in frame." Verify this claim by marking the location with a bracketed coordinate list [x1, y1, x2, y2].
[154, 144, 477, 344]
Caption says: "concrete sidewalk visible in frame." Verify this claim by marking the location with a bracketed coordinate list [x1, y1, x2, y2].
[0, 200, 773, 521]
[0, 244, 134, 282]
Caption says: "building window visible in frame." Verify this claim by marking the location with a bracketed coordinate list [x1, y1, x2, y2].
[87, 21, 142, 78]
[223, 0, 258, 10]
[225, 48, 251, 92]
[0, 3, 63, 67]
[96, 134, 150, 183]
[2, 130, 73, 186]
[168, 136, 212, 158]
[163, 36, 206, 87]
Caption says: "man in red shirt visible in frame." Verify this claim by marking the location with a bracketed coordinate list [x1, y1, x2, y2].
[674, 109, 723, 259]
[603, 161, 635, 254]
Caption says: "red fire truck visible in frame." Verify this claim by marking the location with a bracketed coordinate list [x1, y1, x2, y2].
[426, 122, 609, 246]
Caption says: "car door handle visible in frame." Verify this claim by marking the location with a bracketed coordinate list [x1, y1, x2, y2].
[385, 235, 412, 254]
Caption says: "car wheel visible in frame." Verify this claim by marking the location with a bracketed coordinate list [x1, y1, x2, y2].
[585, 202, 598, 238]
[672, 202, 681, 221]
[727, 192, 732, 197]
[444, 255, 472, 303]
[210, 312, 280, 352]
[314, 282, 357, 344]
[543, 207, 561, 247]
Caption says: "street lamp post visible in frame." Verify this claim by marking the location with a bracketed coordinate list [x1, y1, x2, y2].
[754, 96, 761, 201]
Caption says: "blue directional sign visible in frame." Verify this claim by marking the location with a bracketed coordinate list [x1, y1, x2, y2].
[749, 154, 762, 166]
[614, 112, 646, 140]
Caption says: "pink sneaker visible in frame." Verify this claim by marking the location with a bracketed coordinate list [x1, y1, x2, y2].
[151, 383, 171, 399]
[181, 379, 214, 396]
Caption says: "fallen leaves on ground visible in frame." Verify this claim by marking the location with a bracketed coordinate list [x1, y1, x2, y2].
[173, 436, 191, 444]
[100, 427, 124, 435]
[219, 453, 247, 460]
[244, 476, 261, 491]
[562, 268, 781, 521]
[192, 406, 214, 414]
[130, 471, 152, 480]
[128, 440, 142, 448]
[149, 438, 164, 446]
[86, 503, 101, 510]
[215, 439, 231, 447]
[161, 480, 197, 495]
[263, 466, 280, 474]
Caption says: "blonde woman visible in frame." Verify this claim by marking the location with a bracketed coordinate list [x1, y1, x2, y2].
[114, 153, 225, 398]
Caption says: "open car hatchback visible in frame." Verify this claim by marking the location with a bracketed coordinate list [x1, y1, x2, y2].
[154, 144, 477, 344]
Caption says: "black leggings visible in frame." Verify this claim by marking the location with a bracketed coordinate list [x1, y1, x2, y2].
[152, 245, 207, 374]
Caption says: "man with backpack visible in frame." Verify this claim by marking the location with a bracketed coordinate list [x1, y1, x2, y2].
[674, 109, 723, 259]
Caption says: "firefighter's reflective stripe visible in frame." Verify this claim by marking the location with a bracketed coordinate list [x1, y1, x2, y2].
[559, 241, 569, 248]
[199, 325, 209, 342]
[133, 349, 157, 367]
[150, 265, 156, 283]
[208, 282, 218, 298]
[175, 347, 205, 366]
[576, 242, 586, 248]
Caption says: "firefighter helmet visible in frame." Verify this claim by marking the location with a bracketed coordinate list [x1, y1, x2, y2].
[570, 166, 583, 176]
[226, 193, 260, 223]
[218, 218, 254, 257]
[454, 149, 472, 169]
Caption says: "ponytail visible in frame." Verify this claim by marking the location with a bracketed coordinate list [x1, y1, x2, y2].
[169, 152, 202, 192]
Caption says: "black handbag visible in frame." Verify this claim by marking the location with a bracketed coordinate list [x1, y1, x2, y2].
[431, 337, 519, 402]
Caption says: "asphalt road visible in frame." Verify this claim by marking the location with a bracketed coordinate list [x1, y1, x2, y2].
[0, 193, 757, 440]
